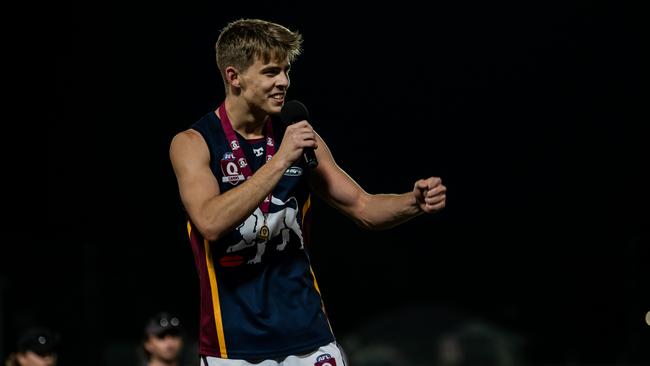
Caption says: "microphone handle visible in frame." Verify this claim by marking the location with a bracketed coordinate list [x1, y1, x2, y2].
[303, 148, 318, 168]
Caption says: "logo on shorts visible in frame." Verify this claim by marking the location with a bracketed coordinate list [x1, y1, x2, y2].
[314, 353, 336, 366]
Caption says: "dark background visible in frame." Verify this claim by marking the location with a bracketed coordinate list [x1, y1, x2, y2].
[5, 1, 649, 365]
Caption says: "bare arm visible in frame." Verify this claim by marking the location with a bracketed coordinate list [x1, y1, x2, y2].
[169, 122, 317, 241]
[309, 133, 446, 230]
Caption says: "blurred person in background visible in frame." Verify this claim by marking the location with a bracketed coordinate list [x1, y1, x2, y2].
[4, 326, 60, 366]
[436, 321, 523, 366]
[140, 311, 185, 366]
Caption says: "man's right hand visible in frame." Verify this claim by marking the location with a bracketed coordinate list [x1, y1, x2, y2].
[275, 121, 318, 166]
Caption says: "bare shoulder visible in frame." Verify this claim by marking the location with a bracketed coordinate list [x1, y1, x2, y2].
[170, 129, 210, 166]
[171, 129, 207, 153]
[171, 129, 204, 147]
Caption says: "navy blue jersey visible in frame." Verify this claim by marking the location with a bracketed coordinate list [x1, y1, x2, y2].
[186, 111, 334, 359]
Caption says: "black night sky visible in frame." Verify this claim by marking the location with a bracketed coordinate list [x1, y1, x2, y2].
[9, 1, 650, 365]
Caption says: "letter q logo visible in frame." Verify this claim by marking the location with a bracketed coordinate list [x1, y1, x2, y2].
[226, 162, 238, 175]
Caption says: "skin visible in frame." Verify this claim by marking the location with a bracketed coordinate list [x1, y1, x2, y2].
[170, 54, 446, 242]
[144, 334, 183, 366]
[16, 352, 57, 366]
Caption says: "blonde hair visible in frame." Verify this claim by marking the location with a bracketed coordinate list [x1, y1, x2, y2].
[215, 19, 302, 86]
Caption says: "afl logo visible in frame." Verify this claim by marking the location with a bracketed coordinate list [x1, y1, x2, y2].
[314, 353, 336, 366]
[284, 167, 303, 176]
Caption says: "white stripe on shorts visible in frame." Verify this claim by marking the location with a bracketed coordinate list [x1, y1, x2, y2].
[202, 341, 346, 366]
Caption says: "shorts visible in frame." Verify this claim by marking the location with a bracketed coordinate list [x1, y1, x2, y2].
[201, 341, 346, 366]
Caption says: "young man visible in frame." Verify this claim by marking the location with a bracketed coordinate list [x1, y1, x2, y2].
[170, 18, 446, 365]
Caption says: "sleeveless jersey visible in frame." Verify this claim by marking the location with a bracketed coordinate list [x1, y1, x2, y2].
[186, 111, 334, 360]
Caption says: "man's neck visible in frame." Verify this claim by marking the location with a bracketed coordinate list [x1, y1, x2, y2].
[221, 97, 267, 139]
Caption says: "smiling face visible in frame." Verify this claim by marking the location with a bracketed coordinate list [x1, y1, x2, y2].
[235, 55, 291, 116]
[215, 19, 302, 115]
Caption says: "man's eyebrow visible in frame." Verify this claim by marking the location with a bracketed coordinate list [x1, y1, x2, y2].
[261, 65, 291, 72]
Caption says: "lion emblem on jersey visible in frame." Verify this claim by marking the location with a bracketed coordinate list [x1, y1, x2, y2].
[226, 195, 304, 264]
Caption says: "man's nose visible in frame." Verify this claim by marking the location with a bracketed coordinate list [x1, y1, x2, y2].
[276, 72, 290, 88]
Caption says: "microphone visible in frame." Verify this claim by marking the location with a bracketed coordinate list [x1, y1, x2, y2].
[280, 100, 318, 168]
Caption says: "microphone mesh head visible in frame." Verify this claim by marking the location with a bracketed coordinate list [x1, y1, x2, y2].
[281, 100, 309, 124]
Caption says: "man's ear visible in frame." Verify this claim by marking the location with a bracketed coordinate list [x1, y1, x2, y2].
[225, 66, 240, 88]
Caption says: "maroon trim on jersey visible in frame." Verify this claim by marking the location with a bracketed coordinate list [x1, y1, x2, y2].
[187, 220, 225, 357]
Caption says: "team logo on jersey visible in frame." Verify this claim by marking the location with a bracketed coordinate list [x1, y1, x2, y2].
[266, 137, 274, 146]
[225, 196, 305, 265]
[221, 153, 244, 185]
[253, 147, 264, 157]
[230, 140, 240, 150]
[238, 157, 248, 168]
[284, 166, 303, 176]
[314, 353, 336, 366]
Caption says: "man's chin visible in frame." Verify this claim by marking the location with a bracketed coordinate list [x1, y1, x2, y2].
[267, 105, 282, 115]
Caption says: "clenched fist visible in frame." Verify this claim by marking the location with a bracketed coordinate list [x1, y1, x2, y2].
[414, 177, 446, 214]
